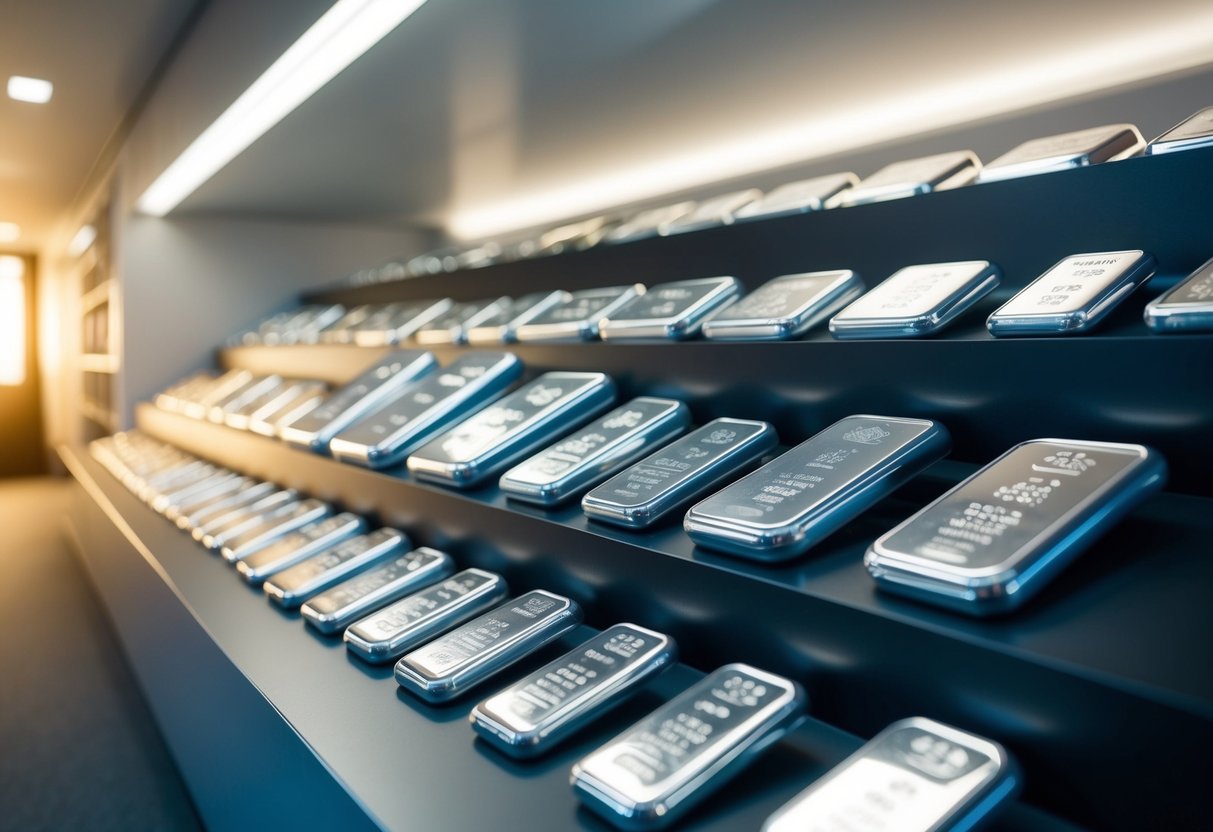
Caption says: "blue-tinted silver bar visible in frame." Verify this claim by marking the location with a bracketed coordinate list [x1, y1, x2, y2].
[279, 350, 436, 452]
[218, 498, 331, 563]
[350, 299, 453, 346]
[514, 285, 645, 342]
[471, 623, 676, 758]
[763, 718, 1019, 832]
[841, 151, 981, 207]
[733, 172, 858, 221]
[394, 590, 583, 703]
[264, 528, 409, 609]
[703, 271, 864, 341]
[583, 418, 778, 530]
[301, 546, 455, 634]
[685, 415, 950, 561]
[1144, 255, 1213, 333]
[414, 297, 512, 346]
[196, 489, 298, 547]
[662, 190, 762, 235]
[572, 663, 806, 831]
[499, 397, 690, 506]
[977, 124, 1143, 184]
[987, 250, 1155, 336]
[407, 371, 616, 488]
[235, 512, 367, 585]
[465, 291, 570, 345]
[599, 277, 742, 341]
[605, 202, 696, 244]
[344, 569, 508, 664]
[829, 261, 1000, 339]
[328, 352, 523, 469]
[1146, 105, 1213, 155]
[867, 438, 1166, 615]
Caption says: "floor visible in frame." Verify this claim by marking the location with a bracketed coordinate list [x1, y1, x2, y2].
[0, 476, 201, 831]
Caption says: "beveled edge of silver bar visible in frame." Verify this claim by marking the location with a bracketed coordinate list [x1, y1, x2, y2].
[976, 124, 1145, 184]
[733, 172, 860, 221]
[263, 528, 409, 609]
[828, 261, 1001, 339]
[598, 277, 744, 341]
[514, 285, 647, 342]
[701, 270, 864, 341]
[1143, 255, 1213, 333]
[1145, 105, 1213, 155]
[234, 512, 367, 584]
[218, 499, 331, 563]
[465, 290, 572, 345]
[840, 151, 982, 207]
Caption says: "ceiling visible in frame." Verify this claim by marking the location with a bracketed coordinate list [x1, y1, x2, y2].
[0, 0, 200, 252]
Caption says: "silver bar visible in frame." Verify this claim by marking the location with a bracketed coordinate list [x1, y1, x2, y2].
[867, 438, 1166, 615]
[301, 546, 455, 634]
[500, 397, 690, 506]
[207, 375, 283, 423]
[328, 352, 523, 469]
[829, 261, 1000, 339]
[662, 189, 763, 235]
[514, 285, 646, 342]
[354, 299, 454, 346]
[685, 415, 950, 561]
[345, 569, 508, 664]
[1143, 254, 1213, 333]
[182, 369, 254, 420]
[763, 717, 1019, 832]
[219, 498, 332, 563]
[225, 376, 305, 430]
[414, 297, 512, 346]
[319, 305, 373, 343]
[407, 371, 616, 489]
[195, 489, 297, 547]
[1146, 105, 1213, 155]
[178, 480, 277, 531]
[583, 418, 778, 530]
[235, 512, 366, 585]
[987, 250, 1155, 336]
[248, 382, 327, 437]
[149, 467, 228, 513]
[264, 528, 409, 608]
[840, 151, 981, 207]
[599, 277, 743, 341]
[165, 474, 248, 523]
[977, 124, 1144, 183]
[394, 590, 583, 703]
[204, 498, 308, 553]
[734, 173, 859, 221]
[465, 291, 570, 345]
[536, 217, 611, 255]
[703, 271, 864, 341]
[471, 623, 676, 758]
[279, 350, 437, 452]
[572, 663, 806, 830]
[605, 202, 697, 244]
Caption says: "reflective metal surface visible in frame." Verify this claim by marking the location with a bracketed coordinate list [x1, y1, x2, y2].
[987, 250, 1155, 335]
[686, 415, 950, 561]
[471, 623, 676, 758]
[350, 299, 453, 346]
[415, 297, 512, 345]
[499, 397, 690, 506]
[235, 512, 367, 585]
[977, 124, 1144, 183]
[344, 569, 508, 664]
[829, 261, 1000, 339]
[733, 173, 859, 221]
[867, 438, 1166, 615]
[583, 418, 778, 529]
[247, 381, 327, 437]
[599, 277, 742, 340]
[1144, 254, 1213, 332]
[465, 291, 570, 344]
[514, 285, 645, 342]
[301, 546, 455, 635]
[264, 528, 409, 608]
[662, 189, 762, 235]
[605, 202, 697, 244]
[840, 151, 981, 206]
[702, 271, 864, 341]
[394, 590, 583, 703]
[763, 717, 1019, 832]
[1146, 105, 1213, 155]
[571, 663, 805, 830]
[407, 371, 616, 488]
[218, 499, 332, 563]
[196, 489, 298, 548]
[178, 480, 277, 531]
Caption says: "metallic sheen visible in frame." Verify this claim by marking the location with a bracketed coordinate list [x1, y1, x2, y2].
[829, 261, 1000, 339]
[703, 271, 864, 341]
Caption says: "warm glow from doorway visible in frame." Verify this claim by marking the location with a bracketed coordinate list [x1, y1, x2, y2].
[0, 256, 26, 385]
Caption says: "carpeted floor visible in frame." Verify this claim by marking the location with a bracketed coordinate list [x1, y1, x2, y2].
[0, 476, 202, 832]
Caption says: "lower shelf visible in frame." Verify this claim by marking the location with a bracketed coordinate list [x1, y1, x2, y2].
[64, 444, 1082, 831]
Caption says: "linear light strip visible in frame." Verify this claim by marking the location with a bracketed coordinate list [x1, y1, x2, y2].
[447, 12, 1213, 240]
[138, 0, 429, 217]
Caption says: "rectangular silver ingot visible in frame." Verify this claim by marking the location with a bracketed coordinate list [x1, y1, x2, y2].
[350, 299, 453, 346]
[394, 590, 583, 703]
[987, 250, 1155, 336]
[840, 151, 981, 207]
[465, 291, 570, 345]
[164, 474, 247, 523]
[235, 512, 367, 584]
[1146, 105, 1213, 155]
[251, 382, 327, 438]
[319, 305, 373, 343]
[207, 375, 283, 423]
[703, 271, 864, 341]
[514, 285, 646, 342]
[500, 397, 691, 506]
[344, 569, 508, 664]
[199, 493, 302, 550]
[471, 623, 676, 758]
[605, 202, 697, 244]
[225, 376, 312, 431]
[151, 469, 231, 514]
[583, 418, 779, 530]
[733, 173, 859, 221]
[829, 261, 1001, 339]
[1144, 255, 1213, 333]
[867, 438, 1166, 615]
[218, 498, 331, 563]
[182, 369, 253, 420]
[685, 415, 950, 562]
[279, 350, 436, 452]
[179, 480, 276, 531]
[599, 277, 743, 341]
[263, 528, 409, 609]
[662, 189, 763, 235]
[571, 663, 806, 831]
[762, 717, 1019, 832]
[414, 297, 512, 346]
[301, 546, 456, 634]
[407, 371, 616, 488]
[977, 124, 1144, 183]
[328, 352, 523, 469]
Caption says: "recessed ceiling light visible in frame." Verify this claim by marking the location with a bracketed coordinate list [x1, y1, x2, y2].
[0, 222, 20, 244]
[7, 76, 53, 104]
[137, 0, 430, 217]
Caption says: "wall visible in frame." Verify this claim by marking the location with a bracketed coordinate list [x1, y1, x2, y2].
[0, 254, 47, 477]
